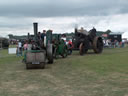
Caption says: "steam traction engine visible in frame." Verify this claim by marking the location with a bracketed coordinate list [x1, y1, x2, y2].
[73, 27, 103, 55]
[24, 23, 53, 69]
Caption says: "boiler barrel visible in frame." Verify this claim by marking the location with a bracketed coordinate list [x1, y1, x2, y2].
[33, 23, 38, 41]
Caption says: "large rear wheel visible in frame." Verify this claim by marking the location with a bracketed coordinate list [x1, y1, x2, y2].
[93, 37, 103, 53]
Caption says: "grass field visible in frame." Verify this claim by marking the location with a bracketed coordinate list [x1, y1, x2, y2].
[0, 47, 128, 96]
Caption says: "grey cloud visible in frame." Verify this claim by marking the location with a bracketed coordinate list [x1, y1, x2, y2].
[0, 17, 32, 29]
[1, 0, 128, 38]
[0, 0, 128, 18]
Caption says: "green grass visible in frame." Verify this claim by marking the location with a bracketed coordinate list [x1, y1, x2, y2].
[0, 48, 128, 96]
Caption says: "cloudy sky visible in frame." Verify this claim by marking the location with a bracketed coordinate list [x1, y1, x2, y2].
[0, 0, 128, 38]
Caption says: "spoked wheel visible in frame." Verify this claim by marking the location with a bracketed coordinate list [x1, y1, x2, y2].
[62, 52, 68, 58]
[79, 43, 88, 55]
[62, 46, 68, 58]
[93, 37, 103, 53]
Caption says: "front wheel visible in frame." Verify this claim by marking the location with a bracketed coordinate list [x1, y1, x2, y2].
[79, 43, 88, 55]
[62, 46, 68, 58]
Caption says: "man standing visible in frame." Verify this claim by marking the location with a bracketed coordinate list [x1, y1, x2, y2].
[17, 40, 22, 56]
[41, 30, 46, 42]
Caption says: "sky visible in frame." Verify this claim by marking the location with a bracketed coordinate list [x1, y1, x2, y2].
[0, 0, 128, 38]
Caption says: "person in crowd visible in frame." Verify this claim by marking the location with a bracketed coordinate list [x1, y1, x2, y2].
[89, 27, 97, 40]
[103, 39, 106, 46]
[106, 39, 109, 47]
[27, 40, 32, 50]
[16, 40, 22, 56]
[114, 40, 119, 48]
[60, 34, 67, 45]
[61, 34, 66, 42]
[23, 41, 28, 50]
[41, 30, 46, 42]
[38, 32, 42, 40]
[109, 39, 112, 47]
[67, 40, 73, 55]
[122, 39, 125, 48]
[16, 42, 19, 56]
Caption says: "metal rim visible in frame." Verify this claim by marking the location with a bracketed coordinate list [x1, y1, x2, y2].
[79, 43, 84, 55]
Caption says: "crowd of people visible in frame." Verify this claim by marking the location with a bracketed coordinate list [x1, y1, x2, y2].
[16, 30, 47, 56]
[12, 29, 127, 56]
[103, 39, 126, 48]
[16, 30, 73, 56]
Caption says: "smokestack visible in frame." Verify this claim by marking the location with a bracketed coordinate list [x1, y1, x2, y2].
[33, 23, 38, 41]
[75, 27, 78, 36]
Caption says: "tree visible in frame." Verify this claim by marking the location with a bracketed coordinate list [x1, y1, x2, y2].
[106, 30, 111, 34]
[8, 34, 13, 39]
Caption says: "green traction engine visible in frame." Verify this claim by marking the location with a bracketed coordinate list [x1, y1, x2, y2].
[52, 34, 68, 58]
